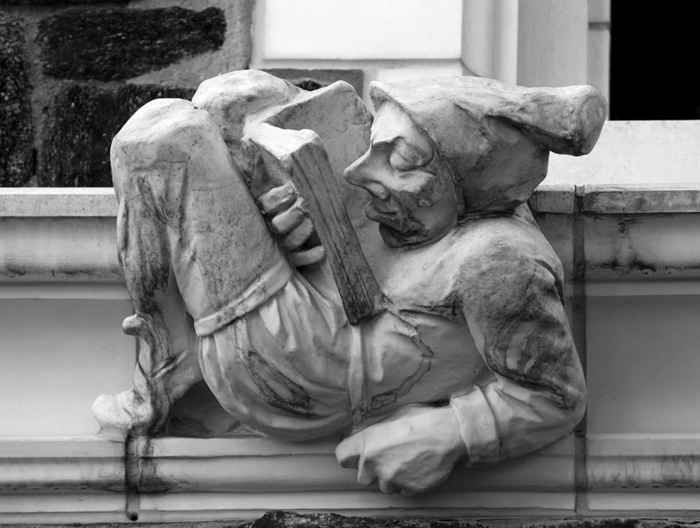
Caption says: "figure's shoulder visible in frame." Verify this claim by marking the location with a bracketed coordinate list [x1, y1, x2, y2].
[451, 212, 550, 256]
[449, 212, 563, 290]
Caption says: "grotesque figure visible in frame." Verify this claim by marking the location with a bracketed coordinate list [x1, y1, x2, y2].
[94, 71, 606, 495]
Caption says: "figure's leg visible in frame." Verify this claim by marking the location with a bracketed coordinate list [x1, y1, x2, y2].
[93, 99, 289, 439]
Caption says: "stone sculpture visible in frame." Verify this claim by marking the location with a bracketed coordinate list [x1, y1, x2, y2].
[93, 70, 607, 495]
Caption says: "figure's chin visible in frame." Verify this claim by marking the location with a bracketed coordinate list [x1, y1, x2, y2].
[364, 205, 429, 248]
[378, 224, 422, 249]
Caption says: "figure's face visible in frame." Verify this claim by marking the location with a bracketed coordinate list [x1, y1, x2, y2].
[344, 103, 459, 248]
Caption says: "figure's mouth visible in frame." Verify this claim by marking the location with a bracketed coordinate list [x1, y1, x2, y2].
[365, 199, 397, 216]
[363, 199, 429, 248]
[364, 200, 402, 227]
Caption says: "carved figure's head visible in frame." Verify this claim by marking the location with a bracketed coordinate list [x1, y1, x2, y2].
[344, 101, 459, 248]
[346, 76, 607, 247]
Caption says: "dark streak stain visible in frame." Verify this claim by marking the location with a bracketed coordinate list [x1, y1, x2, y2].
[408, 291, 463, 323]
[1, 262, 27, 277]
[241, 349, 313, 416]
[135, 438, 173, 494]
[630, 255, 658, 275]
[475, 248, 581, 410]
[617, 217, 635, 236]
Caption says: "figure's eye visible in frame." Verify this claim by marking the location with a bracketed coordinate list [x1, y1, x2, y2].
[389, 151, 415, 171]
[389, 144, 429, 172]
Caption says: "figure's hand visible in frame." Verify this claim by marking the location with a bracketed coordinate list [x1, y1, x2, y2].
[257, 181, 325, 267]
[335, 405, 467, 495]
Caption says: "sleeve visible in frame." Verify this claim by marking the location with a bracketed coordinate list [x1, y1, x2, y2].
[449, 231, 586, 465]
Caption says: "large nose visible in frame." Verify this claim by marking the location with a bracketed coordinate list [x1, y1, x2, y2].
[343, 151, 390, 200]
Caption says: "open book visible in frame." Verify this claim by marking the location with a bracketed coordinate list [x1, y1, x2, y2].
[242, 83, 385, 324]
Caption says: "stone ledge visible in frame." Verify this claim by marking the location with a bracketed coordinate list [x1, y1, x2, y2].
[2, 186, 700, 284]
[583, 185, 700, 215]
[5, 185, 700, 218]
[0, 216, 122, 281]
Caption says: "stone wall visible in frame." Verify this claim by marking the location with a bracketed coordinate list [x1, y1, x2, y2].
[0, 0, 609, 189]
[0, 0, 371, 188]
[0, 0, 253, 187]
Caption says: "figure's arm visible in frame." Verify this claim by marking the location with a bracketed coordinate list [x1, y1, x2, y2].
[336, 231, 585, 494]
[449, 238, 586, 465]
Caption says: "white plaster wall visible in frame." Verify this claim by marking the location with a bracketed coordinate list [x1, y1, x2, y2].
[0, 297, 134, 436]
[4, 183, 700, 519]
[251, 0, 464, 103]
[0, 191, 136, 437]
[251, 0, 609, 103]
[549, 121, 700, 186]
[586, 294, 700, 435]
[261, 0, 462, 61]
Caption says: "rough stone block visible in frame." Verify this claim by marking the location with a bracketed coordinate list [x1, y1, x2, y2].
[40, 82, 195, 186]
[38, 7, 226, 81]
[0, 13, 34, 187]
[263, 68, 364, 97]
[244, 511, 684, 528]
[123, 0, 254, 88]
[1, 1, 127, 4]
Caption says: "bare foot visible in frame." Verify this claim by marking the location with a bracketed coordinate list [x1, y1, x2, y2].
[92, 390, 156, 441]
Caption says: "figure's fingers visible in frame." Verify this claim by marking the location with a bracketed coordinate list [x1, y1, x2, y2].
[271, 200, 306, 234]
[288, 246, 325, 268]
[356, 459, 378, 487]
[281, 217, 314, 251]
[336, 434, 364, 468]
[258, 181, 296, 214]
[378, 479, 401, 495]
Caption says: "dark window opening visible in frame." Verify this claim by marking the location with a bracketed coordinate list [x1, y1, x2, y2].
[610, 2, 700, 120]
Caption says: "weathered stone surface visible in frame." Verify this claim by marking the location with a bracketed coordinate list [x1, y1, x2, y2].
[39, 82, 194, 186]
[0, 13, 34, 187]
[125, 0, 253, 89]
[94, 71, 604, 496]
[11, 515, 700, 528]
[244, 512, 700, 528]
[1, 0, 126, 4]
[264, 68, 364, 96]
[38, 7, 226, 81]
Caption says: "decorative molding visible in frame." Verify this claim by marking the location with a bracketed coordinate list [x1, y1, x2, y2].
[585, 280, 700, 297]
[2, 186, 699, 285]
[0, 217, 121, 283]
[0, 281, 129, 300]
[6, 434, 700, 521]
[0, 188, 116, 217]
[0, 435, 576, 523]
[585, 434, 700, 513]
[3, 185, 700, 219]
[583, 185, 700, 215]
